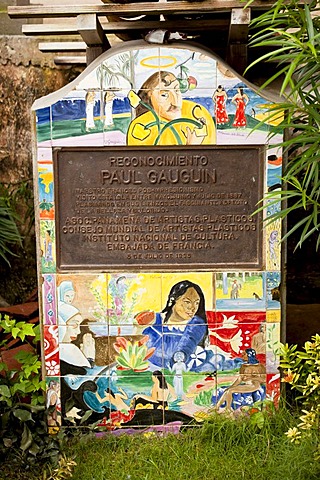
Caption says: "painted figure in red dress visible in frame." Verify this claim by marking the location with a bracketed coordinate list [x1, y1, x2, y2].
[232, 87, 249, 128]
[212, 85, 229, 125]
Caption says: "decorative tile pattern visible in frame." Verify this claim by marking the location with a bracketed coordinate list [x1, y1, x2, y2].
[42, 274, 57, 325]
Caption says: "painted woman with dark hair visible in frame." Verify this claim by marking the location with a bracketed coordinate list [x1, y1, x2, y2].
[231, 86, 249, 128]
[143, 280, 215, 372]
[212, 85, 229, 125]
[132, 370, 176, 410]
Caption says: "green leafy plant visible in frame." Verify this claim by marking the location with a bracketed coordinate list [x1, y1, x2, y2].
[45, 454, 77, 480]
[0, 192, 22, 265]
[246, 0, 320, 249]
[0, 315, 61, 472]
[114, 335, 155, 372]
[280, 334, 320, 458]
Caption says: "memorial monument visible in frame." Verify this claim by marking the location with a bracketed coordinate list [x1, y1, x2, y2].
[33, 41, 282, 432]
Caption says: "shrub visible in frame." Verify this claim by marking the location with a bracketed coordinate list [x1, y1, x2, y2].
[280, 334, 320, 458]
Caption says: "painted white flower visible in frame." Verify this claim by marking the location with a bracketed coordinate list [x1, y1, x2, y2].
[187, 346, 207, 369]
[46, 360, 59, 376]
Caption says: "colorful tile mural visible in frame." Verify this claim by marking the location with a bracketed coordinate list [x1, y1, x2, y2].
[32, 41, 283, 432]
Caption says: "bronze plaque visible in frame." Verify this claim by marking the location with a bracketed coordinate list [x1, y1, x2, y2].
[54, 146, 264, 270]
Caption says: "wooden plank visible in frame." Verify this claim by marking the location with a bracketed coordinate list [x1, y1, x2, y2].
[22, 19, 229, 36]
[7, 1, 280, 19]
[22, 24, 80, 36]
[38, 41, 87, 52]
[54, 56, 86, 64]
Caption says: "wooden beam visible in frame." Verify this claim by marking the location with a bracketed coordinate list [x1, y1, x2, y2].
[7, 1, 279, 19]
[228, 7, 251, 43]
[227, 8, 251, 74]
[22, 19, 229, 36]
[38, 42, 86, 52]
[76, 14, 111, 64]
[54, 56, 86, 65]
[22, 24, 79, 36]
[77, 14, 108, 46]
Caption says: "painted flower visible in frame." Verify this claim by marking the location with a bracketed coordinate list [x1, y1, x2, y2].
[187, 346, 207, 369]
[46, 359, 59, 375]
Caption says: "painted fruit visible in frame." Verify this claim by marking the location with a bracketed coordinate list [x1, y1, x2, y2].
[188, 76, 197, 90]
[135, 310, 156, 325]
[179, 78, 189, 93]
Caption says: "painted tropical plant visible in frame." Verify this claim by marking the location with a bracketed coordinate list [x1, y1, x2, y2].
[90, 275, 139, 324]
[97, 52, 138, 89]
[114, 336, 155, 372]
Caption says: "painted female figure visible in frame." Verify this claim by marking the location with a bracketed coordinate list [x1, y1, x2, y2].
[143, 280, 214, 372]
[132, 370, 177, 410]
[232, 87, 249, 128]
[212, 85, 229, 125]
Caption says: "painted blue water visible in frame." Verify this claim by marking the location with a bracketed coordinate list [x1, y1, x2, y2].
[216, 298, 266, 311]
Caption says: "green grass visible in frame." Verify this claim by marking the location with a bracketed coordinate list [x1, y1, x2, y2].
[1, 410, 319, 480]
[67, 410, 319, 480]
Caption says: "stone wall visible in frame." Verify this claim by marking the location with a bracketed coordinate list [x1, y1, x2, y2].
[0, 35, 83, 305]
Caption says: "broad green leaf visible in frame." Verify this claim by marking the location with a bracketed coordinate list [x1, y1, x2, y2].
[13, 408, 33, 422]
[20, 424, 33, 451]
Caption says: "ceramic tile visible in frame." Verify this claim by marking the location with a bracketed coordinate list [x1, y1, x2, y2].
[107, 272, 160, 326]
[212, 311, 266, 327]
[109, 332, 160, 371]
[266, 310, 281, 323]
[42, 274, 57, 325]
[182, 370, 217, 417]
[161, 272, 214, 311]
[209, 318, 266, 369]
[266, 322, 281, 373]
[37, 147, 52, 163]
[134, 47, 161, 88]
[266, 221, 281, 271]
[111, 372, 166, 428]
[266, 372, 281, 407]
[46, 377, 62, 428]
[267, 157, 282, 191]
[94, 329, 111, 368]
[40, 219, 56, 273]
[216, 272, 265, 311]
[101, 51, 137, 91]
[158, 47, 217, 90]
[77, 66, 101, 91]
[44, 325, 60, 376]
[57, 273, 108, 325]
[215, 369, 266, 412]
[266, 271, 281, 309]
[38, 162, 55, 220]
[161, 373, 213, 423]
[51, 91, 104, 147]
[36, 106, 51, 145]
[103, 89, 130, 146]
[60, 374, 111, 425]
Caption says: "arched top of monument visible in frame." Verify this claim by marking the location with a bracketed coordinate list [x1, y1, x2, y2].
[32, 39, 280, 111]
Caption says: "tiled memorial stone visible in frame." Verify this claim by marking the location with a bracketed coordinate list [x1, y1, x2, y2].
[33, 41, 283, 433]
